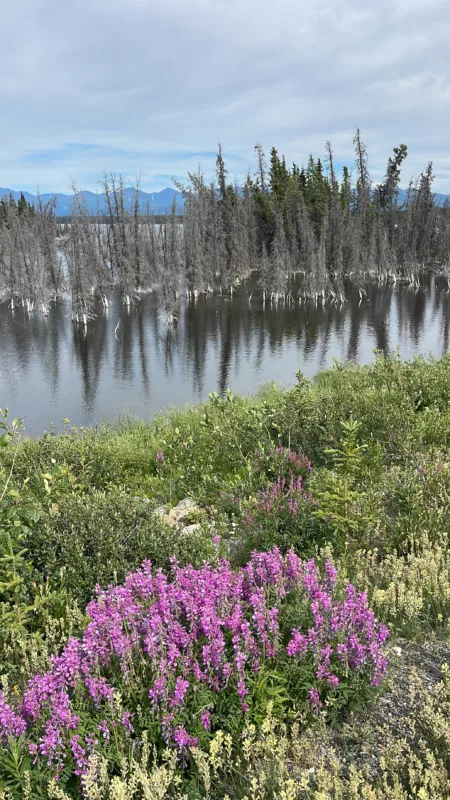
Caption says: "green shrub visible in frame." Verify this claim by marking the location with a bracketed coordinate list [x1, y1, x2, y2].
[382, 451, 450, 551]
[27, 489, 215, 606]
[285, 353, 450, 465]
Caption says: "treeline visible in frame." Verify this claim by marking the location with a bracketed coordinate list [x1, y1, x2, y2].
[0, 192, 36, 220]
[56, 214, 183, 226]
[1, 130, 449, 322]
[0, 192, 62, 314]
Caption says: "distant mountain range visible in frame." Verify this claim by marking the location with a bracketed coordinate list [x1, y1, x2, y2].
[393, 188, 449, 208]
[0, 185, 448, 216]
[0, 186, 185, 216]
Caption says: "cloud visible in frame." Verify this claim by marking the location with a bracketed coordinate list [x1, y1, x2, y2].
[1, 0, 449, 191]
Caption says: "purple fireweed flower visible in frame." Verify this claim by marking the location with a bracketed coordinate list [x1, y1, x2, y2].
[287, 629, 308, 658]
[243, 464, 311, 544]
[309, 688, 323, 714]
[170, 677, 189, 708]
[70, 735, 88, 777]
[0, 547, 388, 777]
[173, 726, 198, 751]
[121, 712, 134, 734]
[85, 733, 99, 749]
[200, 709, 211, 731]
[324, 560, 338, 588]
[97, 720, 110, 742]
[0, 694, 26, 741]
[156, 449, 165, 464]
[254, 448, 312, 481]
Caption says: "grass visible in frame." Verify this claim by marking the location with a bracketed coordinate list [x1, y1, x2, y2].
[1, 351, 450, 797]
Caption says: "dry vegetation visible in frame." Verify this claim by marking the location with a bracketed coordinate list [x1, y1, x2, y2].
[1, 133, 450, 324]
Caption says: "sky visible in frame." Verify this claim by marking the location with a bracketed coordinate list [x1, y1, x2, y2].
[2, 0, 450, 194]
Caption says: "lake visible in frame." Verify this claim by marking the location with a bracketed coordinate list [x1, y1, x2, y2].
[1, 276, 449, 435]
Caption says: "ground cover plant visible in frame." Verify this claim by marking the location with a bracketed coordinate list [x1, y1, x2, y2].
[1, 351, 450, 797]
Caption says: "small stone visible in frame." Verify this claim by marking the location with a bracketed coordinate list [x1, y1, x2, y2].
[153, 505, 167, 516]
[167, 497, 200, 525]
[168, 508, 184, 523]
[181, 523, 202, 535]
[175, 498, 197, 511]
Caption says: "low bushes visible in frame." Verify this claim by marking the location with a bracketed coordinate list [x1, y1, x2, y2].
[0, 549, 388, 794]
[27, 490, 214, 607]
[1, 353, 450, 797]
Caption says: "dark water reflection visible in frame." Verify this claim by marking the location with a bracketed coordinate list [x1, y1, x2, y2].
[1, 277, 449, 434]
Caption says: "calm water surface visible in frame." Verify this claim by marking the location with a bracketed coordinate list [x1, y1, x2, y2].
[1, 278, 450, 435]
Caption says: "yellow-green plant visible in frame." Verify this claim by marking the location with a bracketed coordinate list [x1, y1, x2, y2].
[347, 531, 450, 635]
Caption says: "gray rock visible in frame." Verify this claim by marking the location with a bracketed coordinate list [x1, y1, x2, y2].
[175, 498, 197, 511]
[148, 497, 202, 528]
[181, 523, 202, 535]
[153, 505, 167, 516]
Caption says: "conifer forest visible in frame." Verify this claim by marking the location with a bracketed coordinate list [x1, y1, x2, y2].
[0, 130, 449, 324]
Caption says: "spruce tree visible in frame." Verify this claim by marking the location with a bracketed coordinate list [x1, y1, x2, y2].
[17, 192, 28, 216]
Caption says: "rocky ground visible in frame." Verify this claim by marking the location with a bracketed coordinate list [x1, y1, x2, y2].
[321, 640, 450, 780]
